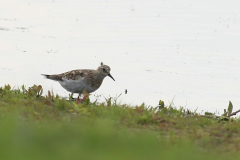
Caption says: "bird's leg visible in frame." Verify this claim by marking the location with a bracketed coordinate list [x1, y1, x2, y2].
[77, 93, 81, 100]
[76, 93, 82, 104]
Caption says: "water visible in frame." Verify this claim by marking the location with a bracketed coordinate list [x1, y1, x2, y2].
[1, 0, 240, 113]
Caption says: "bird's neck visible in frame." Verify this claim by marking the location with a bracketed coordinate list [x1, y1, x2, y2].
[94, 73, 106, 81]
[92, 73, 105, 89]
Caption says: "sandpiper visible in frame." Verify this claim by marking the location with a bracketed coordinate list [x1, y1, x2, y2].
[42, 64, 115, 99]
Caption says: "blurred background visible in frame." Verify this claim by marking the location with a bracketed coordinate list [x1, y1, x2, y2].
[1, 0, 240, 112]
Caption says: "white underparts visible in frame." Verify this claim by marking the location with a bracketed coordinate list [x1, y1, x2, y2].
[59, 77, 97, 94]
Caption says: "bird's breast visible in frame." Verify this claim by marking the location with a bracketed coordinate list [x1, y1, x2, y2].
[59, 77, 97, 93]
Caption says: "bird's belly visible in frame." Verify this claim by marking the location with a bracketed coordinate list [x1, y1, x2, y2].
[59, 78, 96, 93]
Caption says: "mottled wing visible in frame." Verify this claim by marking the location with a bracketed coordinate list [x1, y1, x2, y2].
[61, 69, 93, 80]
[60, 69, 95, 80]
[42, 69, 95, 81]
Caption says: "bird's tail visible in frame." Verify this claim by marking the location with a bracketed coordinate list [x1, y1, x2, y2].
[41, 74, 62, 81]
[41, 74, 50, 79]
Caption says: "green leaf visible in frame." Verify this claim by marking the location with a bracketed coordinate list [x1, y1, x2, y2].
[40, 89, 43, 96]
[205, 112, 214, 116]
[21, 85, 25, 91]
[228, 101, 233, 116]
[158, 100, 165, 109]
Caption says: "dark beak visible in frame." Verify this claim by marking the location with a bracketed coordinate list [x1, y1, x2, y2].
[108, 73, 115, 81]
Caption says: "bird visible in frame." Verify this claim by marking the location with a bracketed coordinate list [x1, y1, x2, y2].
[42, 64, 115, 99]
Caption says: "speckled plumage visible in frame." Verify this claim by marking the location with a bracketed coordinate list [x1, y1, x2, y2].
[42, 65, 115, 98]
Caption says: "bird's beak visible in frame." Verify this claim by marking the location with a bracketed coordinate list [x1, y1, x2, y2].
[108, 73, 115, 81]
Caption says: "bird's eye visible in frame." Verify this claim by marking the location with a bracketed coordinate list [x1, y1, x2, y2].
[103, 68, 106, 71]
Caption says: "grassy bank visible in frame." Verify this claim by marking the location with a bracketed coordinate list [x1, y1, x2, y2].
[0, 84, 240, 160]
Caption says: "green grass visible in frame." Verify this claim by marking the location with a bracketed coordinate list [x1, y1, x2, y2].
[0, 84, 240, 160]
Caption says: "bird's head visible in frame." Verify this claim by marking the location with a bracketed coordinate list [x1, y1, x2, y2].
[97, 65, 115, 81]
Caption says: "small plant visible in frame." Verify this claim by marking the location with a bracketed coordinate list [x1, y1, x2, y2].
[158, 100, 165, 109]
[22, 84, 43, 99]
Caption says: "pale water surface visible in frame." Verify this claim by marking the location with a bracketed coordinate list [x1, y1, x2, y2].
[1, 0, 240, 113]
